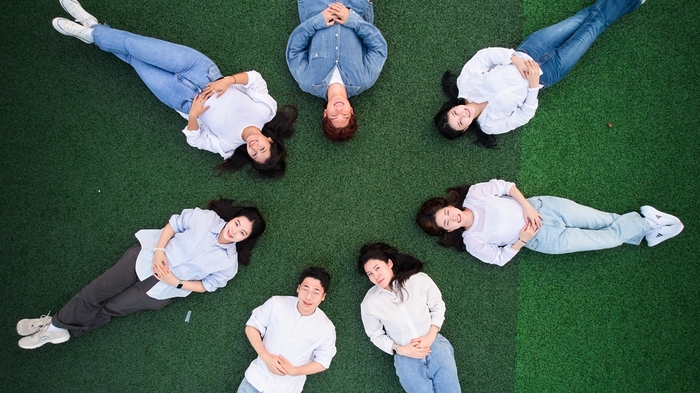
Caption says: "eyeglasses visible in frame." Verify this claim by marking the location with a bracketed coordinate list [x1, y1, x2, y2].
[299, 286, 323, 298]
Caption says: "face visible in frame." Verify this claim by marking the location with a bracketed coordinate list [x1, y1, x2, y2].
[296, 277, 327, 315]
[363, 258, 394, 290]
[447, 104, 477, 131]
[218, 216, 254, 244]
[246, 134, 273, 164]
[435, 206, 467, 232]
[324, 98, 353, 128]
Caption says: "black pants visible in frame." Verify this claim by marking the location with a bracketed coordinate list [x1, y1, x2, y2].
[53, 245, 172, 337]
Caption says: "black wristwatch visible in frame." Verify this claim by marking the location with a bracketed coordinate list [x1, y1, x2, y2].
[176, 280, 183, 289]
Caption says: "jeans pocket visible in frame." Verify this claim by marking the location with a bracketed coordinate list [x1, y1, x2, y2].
[207, 64, 223, 82]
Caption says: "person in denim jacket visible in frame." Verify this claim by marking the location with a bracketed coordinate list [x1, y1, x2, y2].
[286, 0, 387, 142]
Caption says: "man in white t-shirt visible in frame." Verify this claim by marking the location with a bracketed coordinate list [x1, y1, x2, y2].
[237, 267, 336, 393]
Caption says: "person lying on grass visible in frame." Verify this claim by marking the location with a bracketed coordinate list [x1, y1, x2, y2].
[17, 198, 266, 349]
[359, 243, 461, 393]
[417, 179, 684, 266]
[435, 0, 645, 147]
[52, 0, 296, 179]
[286, 0, 387, 142]
[238, 267, 336, 393]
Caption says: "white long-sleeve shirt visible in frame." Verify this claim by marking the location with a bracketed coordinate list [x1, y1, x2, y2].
[457, 47, 542, 135]
[179, 71, 277, 159]
[461, 179, 527, 266]
[244, 296, 336, 393]
[360, 272, 445, 355]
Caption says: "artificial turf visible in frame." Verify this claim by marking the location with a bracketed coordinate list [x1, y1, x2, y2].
[0, 0, 697, 392]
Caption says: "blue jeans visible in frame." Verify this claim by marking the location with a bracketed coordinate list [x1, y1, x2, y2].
[297, 0, 374, 23]
[92, 25, 222, 113]
[516, 0, 642, 88]
[236, 378, 261, 393]
[393, 334, 461, 393]
[525, 196, 650, 254]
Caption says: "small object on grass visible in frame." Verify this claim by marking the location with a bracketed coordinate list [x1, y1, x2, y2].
[607, 122, 613, 128]
[185, 310, 191, 323]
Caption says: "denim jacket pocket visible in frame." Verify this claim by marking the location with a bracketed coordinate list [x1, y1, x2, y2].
[345, 85, 361, 96]
[312, 83, 328, 97]
[311, 51, 327, 60]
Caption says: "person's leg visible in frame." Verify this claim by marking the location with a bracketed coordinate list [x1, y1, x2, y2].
[525, 196, 650, 254]
[425, 334, 462, 393]
[52, 245, 144, 336]
[92, 25, 222, 112]
[236, 378, 262, 393]
[517, 0, 643, 87]
[393, 353, 434, 393]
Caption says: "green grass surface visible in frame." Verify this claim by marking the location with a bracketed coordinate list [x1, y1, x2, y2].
[0, 0, 697, 392]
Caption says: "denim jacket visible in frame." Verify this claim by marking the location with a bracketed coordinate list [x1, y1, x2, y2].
[286, 9, 387, 99]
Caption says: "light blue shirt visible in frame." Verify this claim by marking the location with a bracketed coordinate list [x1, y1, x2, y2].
[286, 9, 387, 99]
[134, 208, 238, 300]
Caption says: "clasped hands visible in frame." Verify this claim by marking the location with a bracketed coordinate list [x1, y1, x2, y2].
[511, 55, 542, 88]
[262, 353, 300, 376]
[519, 204, 543, 243]
[152, 251, 179, 286]
[398, 334, 435, 359]
[322, 3, 350, 26]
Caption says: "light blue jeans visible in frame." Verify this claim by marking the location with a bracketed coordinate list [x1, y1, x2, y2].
[92, 25, 223, 113]
[516, 0, 642, 88]
[524, 196, 650, 254]
[236, 377, 261, 393]
[393, 334, 461, 393]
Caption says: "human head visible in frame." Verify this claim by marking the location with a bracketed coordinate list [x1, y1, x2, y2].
[245, 134, 273, 164]
[296, 267, 331, 315]
[218, 216, 254, 244]
[322, 111, 358, 142]
[207, 198, 266, 265]
[357, 243, 423, 299]
[416, 185, 471, 252]
[216, 105, 297, 179]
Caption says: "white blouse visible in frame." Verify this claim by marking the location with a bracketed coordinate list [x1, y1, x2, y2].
[457, 47, 542, 135]
[360, 272, 445, 355]
[179, 71, 277, 159]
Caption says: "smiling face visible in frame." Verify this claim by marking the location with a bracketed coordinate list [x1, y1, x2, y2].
[296, 277, 327, 316]
[324, 98, 354, 128]
[363, 258, 395, 290]
[246, 134, 273, 164]
[435, 206, 467, 232]
[218, 216, 254, 244]
[446, 104, 477, 131]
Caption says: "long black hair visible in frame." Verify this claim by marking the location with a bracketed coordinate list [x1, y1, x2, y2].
[206, 198, 266, 266]
[434, 71, 496, 148]
[357, 243, 424, 301]
[216, 104, 298, 179]
[416, 184, 471, 252]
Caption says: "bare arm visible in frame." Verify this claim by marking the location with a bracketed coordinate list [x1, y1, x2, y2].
[245, 325, 287, 376]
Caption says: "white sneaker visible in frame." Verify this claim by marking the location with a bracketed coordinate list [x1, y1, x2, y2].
[646, 222, 684, 247]
[17, 313, 52, 336]
[641, 205, 682, 226]
[18, 325, 70, 349]
[52, 17, 94, 44]
[59, 0, 98, 27]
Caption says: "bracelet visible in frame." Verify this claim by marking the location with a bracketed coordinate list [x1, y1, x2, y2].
[518, 238, 527, 244]
[154, 247, 166, 252]
[232, 75, 237, 84]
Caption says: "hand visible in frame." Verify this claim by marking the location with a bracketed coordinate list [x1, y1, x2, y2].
[188, 92, 212, 119]
[322, 7, 336, 26]
[519, 220, 540, 243]
[204, 77, 234, 98]
[153, 267, 179, 287]
[261, 353, 287, 376]
[398, 342, 431, 359]
[277, 356, 300, 377]
[511, 55, 528, 79]
[410, 334, 436, 350]
[151, 250, 170, 276]
[328, 3, 350, 24]
[524, 60, 541, 88]
[522, 203, 542, 229]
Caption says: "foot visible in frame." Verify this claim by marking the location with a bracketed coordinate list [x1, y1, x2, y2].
[52, 17, 94, 44]
[17, 314, 52, 336]
[646, 222, 684, 247]
[641, 205, 682, 227]
[59, 0, 98, 27]
[18, 325, 70, 349]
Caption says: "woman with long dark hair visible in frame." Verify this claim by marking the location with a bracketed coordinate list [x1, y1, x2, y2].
[52, 0, 296, 178]
[417, 179, 683, 265]
[358, 243, 461, 393]
[435, 0, 644, 147]
[16, 198, 266, 349]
